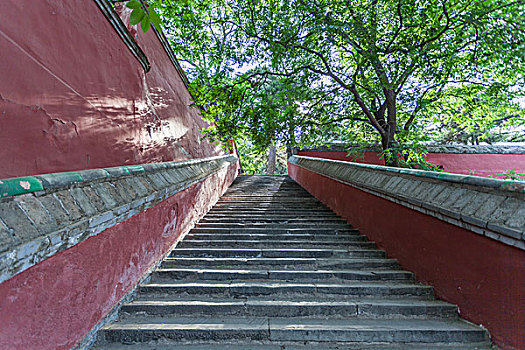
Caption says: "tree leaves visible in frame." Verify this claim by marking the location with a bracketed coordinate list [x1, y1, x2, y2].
[126, 1, 163, 32]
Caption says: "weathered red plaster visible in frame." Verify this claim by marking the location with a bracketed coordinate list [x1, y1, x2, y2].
[0, 164, 236, 350]
[289, 162, 525, 350]
[297, 150, 525, 178]
[0, 0, 221, 179]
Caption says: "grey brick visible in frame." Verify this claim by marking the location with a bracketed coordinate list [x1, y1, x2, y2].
[125, 177, 148, 197]
[70, 188, 97, 216]
[100, 183, 126, 205]
[91, 183, 118, 209]
[137, 176, 156, 192]
[460, 214, 487, 228]
[54, 191, 83, 220]
[461, 192, 493, 216]
[82, 186, 106, 211]
[0, 200, 39, 241]
[416, 181, 439, 201]
[430, 186, 456, 207]
[14, 195, 58, 234]
[0, 218, 19, 253]
[420, 183, 447, 203]
[486, 223, 522, 240]
[146, 173, 167, 190]
[89, 211, 115, 228]
[441, 188, 468, 209]
[113, 180, 136, 202]
[489, 197, 523, 226]
[39, 194, 71, 226]
[504, 207, 525, 231]
[471, 194, 508, 223]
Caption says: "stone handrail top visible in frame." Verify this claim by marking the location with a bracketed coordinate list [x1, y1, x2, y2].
[0, 154, 237, 199]
[292, 155, 525, 196]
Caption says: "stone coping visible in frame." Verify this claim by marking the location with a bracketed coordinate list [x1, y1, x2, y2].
[295, 143, 525, 154]
[289, 156, 525, 250]
[0, 155, 233, 199]
[0, 155, 237, 283]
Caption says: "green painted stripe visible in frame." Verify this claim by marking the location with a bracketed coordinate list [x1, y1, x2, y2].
[0, 177, 43, 198]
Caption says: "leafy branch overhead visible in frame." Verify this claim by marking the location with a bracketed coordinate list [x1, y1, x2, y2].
[125, 0, 162, 32]
[127, 0, 525, 167]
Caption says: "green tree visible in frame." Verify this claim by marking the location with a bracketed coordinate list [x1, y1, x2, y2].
[128, 0, 525, 166]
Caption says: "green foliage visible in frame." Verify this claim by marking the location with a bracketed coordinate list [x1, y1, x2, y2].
[124, 0, 162, 32]
[130, 0, 525, 167]
[489, 169, 525, 181]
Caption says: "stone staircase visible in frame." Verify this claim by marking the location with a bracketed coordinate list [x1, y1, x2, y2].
[95, 175, 492, 349]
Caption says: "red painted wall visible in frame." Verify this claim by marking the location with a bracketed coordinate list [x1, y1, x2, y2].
[289, 162, 525, 350]
[297, 150, 525, 178]
[0, 164, 236, 350]
[0, 0, 221, 179]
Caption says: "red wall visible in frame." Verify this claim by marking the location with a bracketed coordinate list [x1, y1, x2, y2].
[0, 0, 221, 179]
[0, 164, 236, 350]
[289, 163, 525, 350]
[297, 150, 525, 178]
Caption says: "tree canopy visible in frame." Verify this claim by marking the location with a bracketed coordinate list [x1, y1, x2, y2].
[126, 0, 525, 166]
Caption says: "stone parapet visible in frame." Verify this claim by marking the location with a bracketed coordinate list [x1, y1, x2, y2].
[0, 155, 237, 283]
[295, 143, 525, 154]
[289, 155, 525, 250]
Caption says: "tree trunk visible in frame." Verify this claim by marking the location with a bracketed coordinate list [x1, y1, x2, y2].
[266, 144, 276, 175]
[382, 90, 399, 167]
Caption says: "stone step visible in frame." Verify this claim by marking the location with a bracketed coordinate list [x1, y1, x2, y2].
[189, 228, 358, 235]
[211, 205, 329, 210]
[151, 268, 413, 282]
[179, 240, 376, 249]
[185, 234, 366, 242]
[208, 208, 334, 214]
[160, 257, 399, 269]
[96, 342, 493, 350]
[204, 209, 341, 220]
[200, 217, 347, 223]
[121, 299, 457, 318]
[169, 248, 386, 258]
[196, 222, 351, 229]
[101, 317, 487, 344]
[138, 281, 433, 298]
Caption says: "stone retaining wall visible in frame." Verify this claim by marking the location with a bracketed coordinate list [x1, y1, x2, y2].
[289, 155, 525, 250]
[0, 154, 237, 283]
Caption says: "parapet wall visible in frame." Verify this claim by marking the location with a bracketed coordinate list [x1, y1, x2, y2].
[294, 144, 525, 177]
[0, 156, 238, 350]
[288, 155, 525, 349]
[0, 155, 237, 284]
[289, 155, 524, 250]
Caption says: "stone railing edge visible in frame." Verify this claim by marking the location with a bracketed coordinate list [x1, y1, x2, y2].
[0, 154, 237, 283]
[291, 155, 525, 194]
[293, 143, 525, 154]
[0, 155, 233, 199]
[289, 155, 525, 251]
